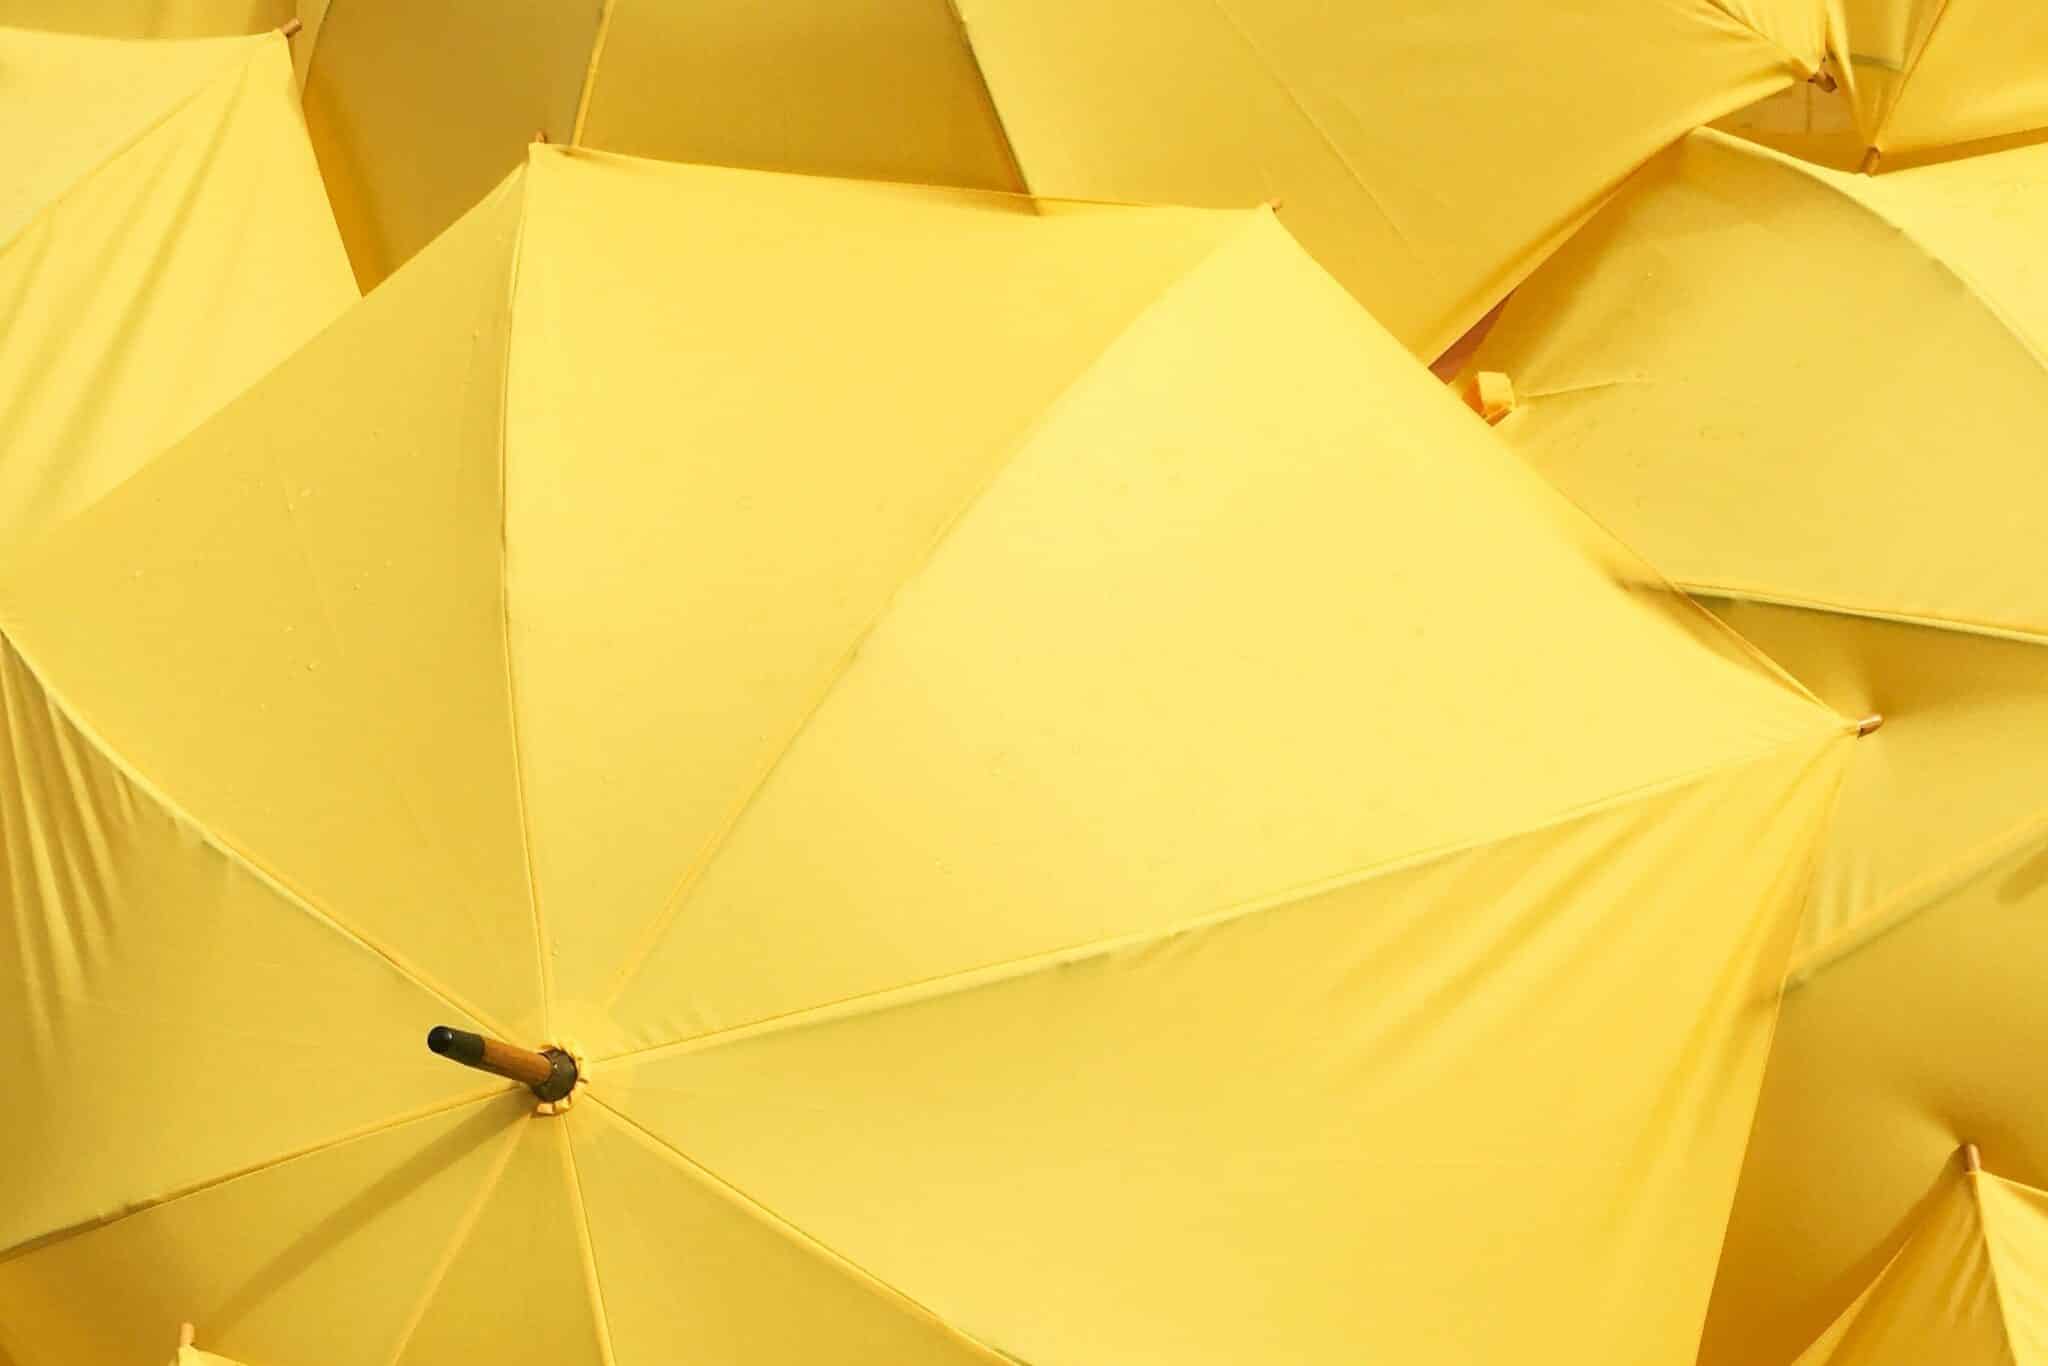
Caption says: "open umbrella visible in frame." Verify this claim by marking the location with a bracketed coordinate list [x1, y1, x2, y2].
[1471, 127, 2048, 1365]
[0, 146, 1853, 1364]
[295, 0, 1839, 357]
[0, 24, 352, 555]
[1790, 1148, 2048, 1364]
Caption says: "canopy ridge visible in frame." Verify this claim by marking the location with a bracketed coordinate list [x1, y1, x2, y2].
[593, 208, 1276, 1011]
[1787, 795, 2048, 987]
[494, 160, 555, 1040]
[587, 1097, 1019, 1364]
[940, 0, 1030, 195]
[0, 628, 518, 1042]
[597, 725, 1843, 1070]
[1677, 579, 2048, 652]
[379, 1119, 527, 1366]
[0, 1086, 504, 1266]
[1710, 129, 2048, 374]
[556, 1118, 620, 1366]
[0, 33, 271, 254]
[1864, 0, 1959, 156]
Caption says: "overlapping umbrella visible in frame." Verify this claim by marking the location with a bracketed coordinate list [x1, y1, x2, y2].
[0, 25, 352, 553]
[295, 0, 1845, 357]
[1471, 126, 2048, 1365]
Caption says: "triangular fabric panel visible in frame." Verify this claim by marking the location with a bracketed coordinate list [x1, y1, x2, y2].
[299, 0, 602, 285]
[499, 149, 1250, 1024]
[569, 1099, 1026, 1364]
[595, 205, 1839, 1054]
[0, 1094, 529, 1366]
[391, 1119, 607, 1366]
[1788, 1165, 2048, 1364]
[0, 640, 501, 1262]
[0, 173, 541, 1038]
[0, 28, 354, 551]
[598, 740, 1844, 1364]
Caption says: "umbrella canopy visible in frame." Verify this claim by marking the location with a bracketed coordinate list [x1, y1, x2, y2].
[1470, 127, 2048, 1365]
[0, 146, 1853, 1364]
[0, 25, 353, 554]
[1790, 1151, 2048, 1364]
[298, 0, 1835, 356]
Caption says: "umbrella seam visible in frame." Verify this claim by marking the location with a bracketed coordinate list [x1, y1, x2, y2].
[1785, 799, 2048, 988]
[1865, 0, 1958, 155]
[0, 33, 276, 257]
[379, 1118, 528, 1366]
[1971, 1173, 2030, 1366]
[587, 1096, 1021, 1364]
[557, 1116, 621, 1366]
[495, 155, 556, 1039]
[594, 210, 1274, 1012]
[942, 0, 1031, 195]
[1676, 577, 2048, 649]
[594, 725, 1847, 1069]
[1697, 126, 2048, 375]
[0, 1085, 506, 1266]
[0, 631, 516, 1040]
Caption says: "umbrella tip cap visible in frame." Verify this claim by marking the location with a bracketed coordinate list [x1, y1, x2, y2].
[426, 1025, 484, 1064]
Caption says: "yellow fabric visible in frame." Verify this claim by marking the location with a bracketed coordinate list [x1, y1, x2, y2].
[1837, 0, 2048, 157]
[0, 148, 1851, 1363]
[0, 27, 354, 556]
[1790, 1165, 2048, 1364]
[1473, 127, 2048, 1366]
[0, 0, 287, 37]
[301, 0, 1824, 355]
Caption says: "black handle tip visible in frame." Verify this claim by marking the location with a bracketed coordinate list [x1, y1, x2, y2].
[426, 1025, 484, 1064]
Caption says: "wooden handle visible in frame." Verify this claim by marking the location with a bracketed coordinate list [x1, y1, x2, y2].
[1961, 1142, 1983, 1174]
[426, 1026, 577, 1100]
[280, 17, 302, 37]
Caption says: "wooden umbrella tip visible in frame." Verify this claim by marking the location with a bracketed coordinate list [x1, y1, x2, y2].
[178, 1323, 196, 1348]
[1855, 713, 1884, 737]
[533, 129, 550, 145]
[1961, 1142, 1983, 1174]
[279, 16, 302, 37]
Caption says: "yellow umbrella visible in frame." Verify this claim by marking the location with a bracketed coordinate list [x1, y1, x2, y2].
[298, 0, 1837, 357]
[0, 25, 353, 554]
[1470, 128, 2048, 1365]
[0, 146, 1852, 1364]
[1790, 1148, 2048, 1364]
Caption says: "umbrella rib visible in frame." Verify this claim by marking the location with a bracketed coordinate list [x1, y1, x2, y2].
[379, 1118, 528, 1366]
[595, 726, 1843, 1070]
[494, 165, 556, 1038]
[595, 214, 1271, 1011]
[0, 632, 517, 1040]
[585, 1096, 1019, 1364]
[1786, 798, 2048, 988]
[556, 1114, 620, 1366]
[0, 1085, 505, 1267]
[1673, 577, 2048, 649]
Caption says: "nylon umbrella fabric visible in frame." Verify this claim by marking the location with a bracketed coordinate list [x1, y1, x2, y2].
[297, 0, 1836, 357]
[1471, 127, 2048, 1366]
[0, 146, 1853, 1364]
[1832, 0, 2048, 161]
[0, 26, 354, 555]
